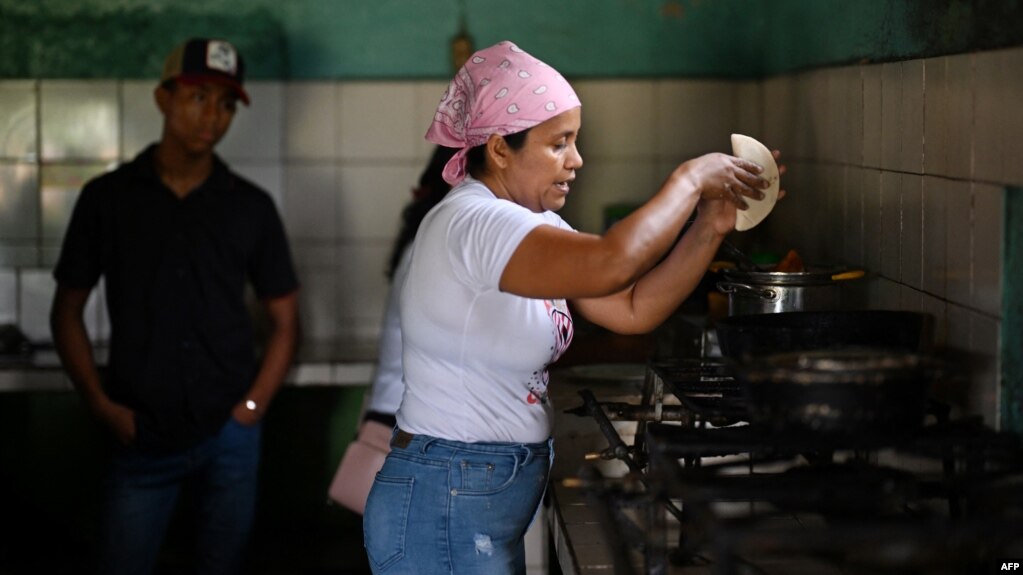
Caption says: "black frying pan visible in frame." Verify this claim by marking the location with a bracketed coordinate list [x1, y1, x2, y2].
[728, 349, 941, 435]
[715, 310, 933, 360]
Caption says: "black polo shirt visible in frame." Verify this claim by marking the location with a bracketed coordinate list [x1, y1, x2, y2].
[54, 145, 299, 452]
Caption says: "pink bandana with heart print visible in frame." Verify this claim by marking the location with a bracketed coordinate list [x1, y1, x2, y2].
[425, 41, 581, 185]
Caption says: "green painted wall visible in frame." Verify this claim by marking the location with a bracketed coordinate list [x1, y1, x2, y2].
[3, 0, 1022, 80]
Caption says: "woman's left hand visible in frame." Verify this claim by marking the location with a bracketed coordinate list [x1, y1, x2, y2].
[697, 149, 787, 236]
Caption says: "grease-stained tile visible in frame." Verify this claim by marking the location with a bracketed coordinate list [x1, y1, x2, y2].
[880, 63, 903, 171]
[901, 173, 923, 288]
[920, 293, 947, 348]
[843, 65, 864, 165]
[762, 75, 796, 156]
[972, 50, 1004, 183]
[945, 54, 973, 180]
[843, 167, 865, 267]
[972, 183, 1003, 317]
[944, 180, 972, 307]
[862, 170, 883, 277]
[921, 176, 947, 298]
[923, 57, 948, 176]
[879, 172, 901, 280]
[862, 64, 883, 169]
[901, 60, 925, 174]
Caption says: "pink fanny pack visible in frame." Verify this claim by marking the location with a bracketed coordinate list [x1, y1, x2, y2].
[327, 419, 393, 515]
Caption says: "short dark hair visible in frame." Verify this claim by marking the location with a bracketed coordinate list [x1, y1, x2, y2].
[465, 128, 530, 179]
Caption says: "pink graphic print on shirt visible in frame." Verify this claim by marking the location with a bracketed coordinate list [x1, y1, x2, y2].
[526, 299, 574, 404]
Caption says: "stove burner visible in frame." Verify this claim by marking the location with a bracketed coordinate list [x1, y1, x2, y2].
[566, 356, 1023, 574]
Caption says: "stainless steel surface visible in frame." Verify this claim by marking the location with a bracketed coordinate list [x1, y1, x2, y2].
[718, 279, 841, 315]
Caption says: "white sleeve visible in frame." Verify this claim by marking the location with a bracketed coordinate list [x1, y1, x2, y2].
[365, 247, 413, 414]
[445, 199, 548, 291]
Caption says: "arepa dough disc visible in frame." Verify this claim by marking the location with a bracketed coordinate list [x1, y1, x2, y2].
[730, 134, 780, 232]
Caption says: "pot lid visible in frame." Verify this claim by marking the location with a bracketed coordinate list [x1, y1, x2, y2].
[721, 265, 856, 286]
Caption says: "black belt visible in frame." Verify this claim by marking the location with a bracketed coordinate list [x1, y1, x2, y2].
[391, 428, 415, 449]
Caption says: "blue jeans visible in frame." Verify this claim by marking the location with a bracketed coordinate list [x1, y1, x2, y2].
[98, 417, 262, 575]
[363, 430, 553, 575]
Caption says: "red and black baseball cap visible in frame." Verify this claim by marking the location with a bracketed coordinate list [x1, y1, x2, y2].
[161, 38, 250, 105]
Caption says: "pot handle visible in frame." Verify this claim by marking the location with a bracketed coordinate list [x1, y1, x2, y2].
[716, 281, 778, 302]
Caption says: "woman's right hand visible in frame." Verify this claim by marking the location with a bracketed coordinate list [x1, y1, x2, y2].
[676, 152, 770, 210]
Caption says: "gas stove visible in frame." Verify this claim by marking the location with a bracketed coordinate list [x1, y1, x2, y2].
[566, 355, 1023, 574]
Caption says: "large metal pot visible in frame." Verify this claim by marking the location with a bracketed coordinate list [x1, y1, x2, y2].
[717, 266, 864, 315]
[728, 349, 941, 435]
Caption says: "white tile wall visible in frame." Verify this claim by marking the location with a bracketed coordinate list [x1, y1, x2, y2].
[879, 171, 901, 279]
[921, 176, 947, 298]
[120, 80, 161, 160]
[945, 53, 974, 180]
[0, 268, 15, 324]
[923, 58, 947, 176]
[0, 47, 1015, 427]
[337, 82, 418, 161]
[284, 82, 337, 160]
[0, 81, 37, 161]
[862, 64, 883, 169]
[577, 80, 656, 160]
[337, 163, 421, 241]
[944, 180, 972, 305]
[219, 82, 284, 162]
[751, 47, 1018, 427]
[972, 50, 1004, 183]
[901, 60, 925, 174]
[901, 173, 923, 289]
[40, 81, 119, 161]
[284, 164, 338, 240]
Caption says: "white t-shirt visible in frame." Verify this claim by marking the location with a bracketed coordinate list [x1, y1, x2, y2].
[396, 178, 575, 443]
[364, 247, 412, 415]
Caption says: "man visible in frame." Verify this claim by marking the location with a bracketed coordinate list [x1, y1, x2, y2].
[50, 38, 299, 575]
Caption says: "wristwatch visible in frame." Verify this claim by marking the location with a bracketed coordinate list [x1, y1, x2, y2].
[244, 399, 258, 412]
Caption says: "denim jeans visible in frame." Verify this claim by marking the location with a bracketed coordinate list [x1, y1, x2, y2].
[363, 430, 553, 575]
[98, 417, 262, 575]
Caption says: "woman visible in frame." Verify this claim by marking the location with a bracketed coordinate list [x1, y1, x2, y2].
[329, 146, 457, 515]
[362, 145, 458, 428]
[363, 41, 780, 575]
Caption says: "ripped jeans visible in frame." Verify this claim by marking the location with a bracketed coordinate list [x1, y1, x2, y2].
[363, 430, 553, 574]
